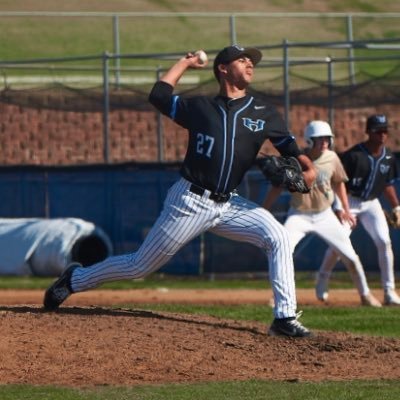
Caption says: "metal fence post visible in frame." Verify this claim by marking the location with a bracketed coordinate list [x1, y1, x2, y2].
[102, 52, 110, 164]
[229, 15, 237, 45]
[346, 15, 356, 85]
[113, 15, 121, 88]
[327, 57, 334, 130]
[283, 39, 290, 130]
[156, 67, 164, 162]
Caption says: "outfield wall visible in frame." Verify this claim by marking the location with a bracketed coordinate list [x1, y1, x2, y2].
[0, 163, 398, 276]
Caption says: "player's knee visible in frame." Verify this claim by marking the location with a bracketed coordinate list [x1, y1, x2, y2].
[375, 238, 392, 254]
[265, 224, 292, 253]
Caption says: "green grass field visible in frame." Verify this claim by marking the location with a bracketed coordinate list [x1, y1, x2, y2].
[2, 380, 400, 400]
[0, 270, 383, 290]
[1, 380, 400, 400]
[0, 0, 400, 85]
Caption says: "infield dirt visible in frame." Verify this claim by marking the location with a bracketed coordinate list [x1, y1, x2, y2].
[1, 288, 399, 387]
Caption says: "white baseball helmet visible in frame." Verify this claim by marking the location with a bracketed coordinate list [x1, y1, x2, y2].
[304, 120, 334, 148]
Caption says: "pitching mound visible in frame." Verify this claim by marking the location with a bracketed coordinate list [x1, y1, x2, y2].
[0, 288, 399, 387]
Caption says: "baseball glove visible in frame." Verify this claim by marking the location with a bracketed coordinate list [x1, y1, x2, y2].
[256, 155, 310, 193]
[384, 207, 400, 228]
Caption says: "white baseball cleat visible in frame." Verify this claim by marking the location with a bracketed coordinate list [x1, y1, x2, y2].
[315, 272, 329, 302]
[360, 293, 382, 307]
[384, 289, 400, 306]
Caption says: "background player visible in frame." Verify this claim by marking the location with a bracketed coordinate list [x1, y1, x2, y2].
[263, 120, 382, 307]
[316, 114, 400, 305]
[43, 45, 316, 337]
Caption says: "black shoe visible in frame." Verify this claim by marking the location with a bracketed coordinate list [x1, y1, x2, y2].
[43, 263, 80, 311]
[268, 312, 312, 337]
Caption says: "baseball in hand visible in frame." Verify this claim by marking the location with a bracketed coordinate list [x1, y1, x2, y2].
[195, 50, 208, 65]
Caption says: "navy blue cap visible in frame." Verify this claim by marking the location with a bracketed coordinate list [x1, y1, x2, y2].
[213, 45, 262, 81]
[366, 114, 389, 132]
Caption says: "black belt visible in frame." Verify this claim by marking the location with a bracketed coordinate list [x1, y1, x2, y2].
[189, 183, 231, 203]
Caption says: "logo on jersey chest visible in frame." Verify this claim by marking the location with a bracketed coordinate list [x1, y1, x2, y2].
[380, 163, 390, 175]
[242, 117, 265, 132]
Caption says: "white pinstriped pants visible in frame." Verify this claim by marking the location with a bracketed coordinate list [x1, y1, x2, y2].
[70, 177, 297, 319]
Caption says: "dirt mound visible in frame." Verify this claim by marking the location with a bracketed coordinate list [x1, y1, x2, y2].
[0, 289, 399, 387]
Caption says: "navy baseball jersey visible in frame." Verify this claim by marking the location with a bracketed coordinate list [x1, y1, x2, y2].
[340, 143, 398, 201]
[149, 81, 301, 194]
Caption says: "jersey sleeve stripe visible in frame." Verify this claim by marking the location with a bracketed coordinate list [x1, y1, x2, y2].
[170, 95, 179, 119]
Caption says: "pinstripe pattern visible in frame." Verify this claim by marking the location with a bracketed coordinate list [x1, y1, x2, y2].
[71, 177, 297, 319]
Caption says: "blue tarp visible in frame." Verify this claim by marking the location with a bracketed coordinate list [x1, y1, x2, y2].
[0, 163, 398, 275]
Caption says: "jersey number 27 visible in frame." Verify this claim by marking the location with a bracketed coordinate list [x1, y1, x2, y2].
[196, 133, 215, 158]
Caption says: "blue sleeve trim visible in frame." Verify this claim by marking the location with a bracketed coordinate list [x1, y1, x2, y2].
[170, 95, 179, 119]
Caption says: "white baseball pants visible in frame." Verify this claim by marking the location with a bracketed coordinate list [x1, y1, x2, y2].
[284, 207, 371, 296]
[70, 178, 297, 319]
[319, 196, 395, 291]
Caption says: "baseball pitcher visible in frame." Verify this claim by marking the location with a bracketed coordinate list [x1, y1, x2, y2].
[43, 45, 316, 337]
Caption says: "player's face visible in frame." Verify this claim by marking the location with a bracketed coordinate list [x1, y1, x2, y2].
[313, 136, 330, 152]
[368, 129, 388, 146]
[226, 56, 255, 88]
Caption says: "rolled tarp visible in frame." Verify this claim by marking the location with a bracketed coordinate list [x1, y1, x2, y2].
[0, 217, 113, 276]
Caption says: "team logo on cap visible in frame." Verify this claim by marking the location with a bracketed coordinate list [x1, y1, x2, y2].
[233, 45, 244, 51]
[242, 118, 265, 132]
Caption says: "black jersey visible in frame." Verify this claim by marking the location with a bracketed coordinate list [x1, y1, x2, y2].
[340, 143, 398, 201]
[149, 81, 301, 194]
